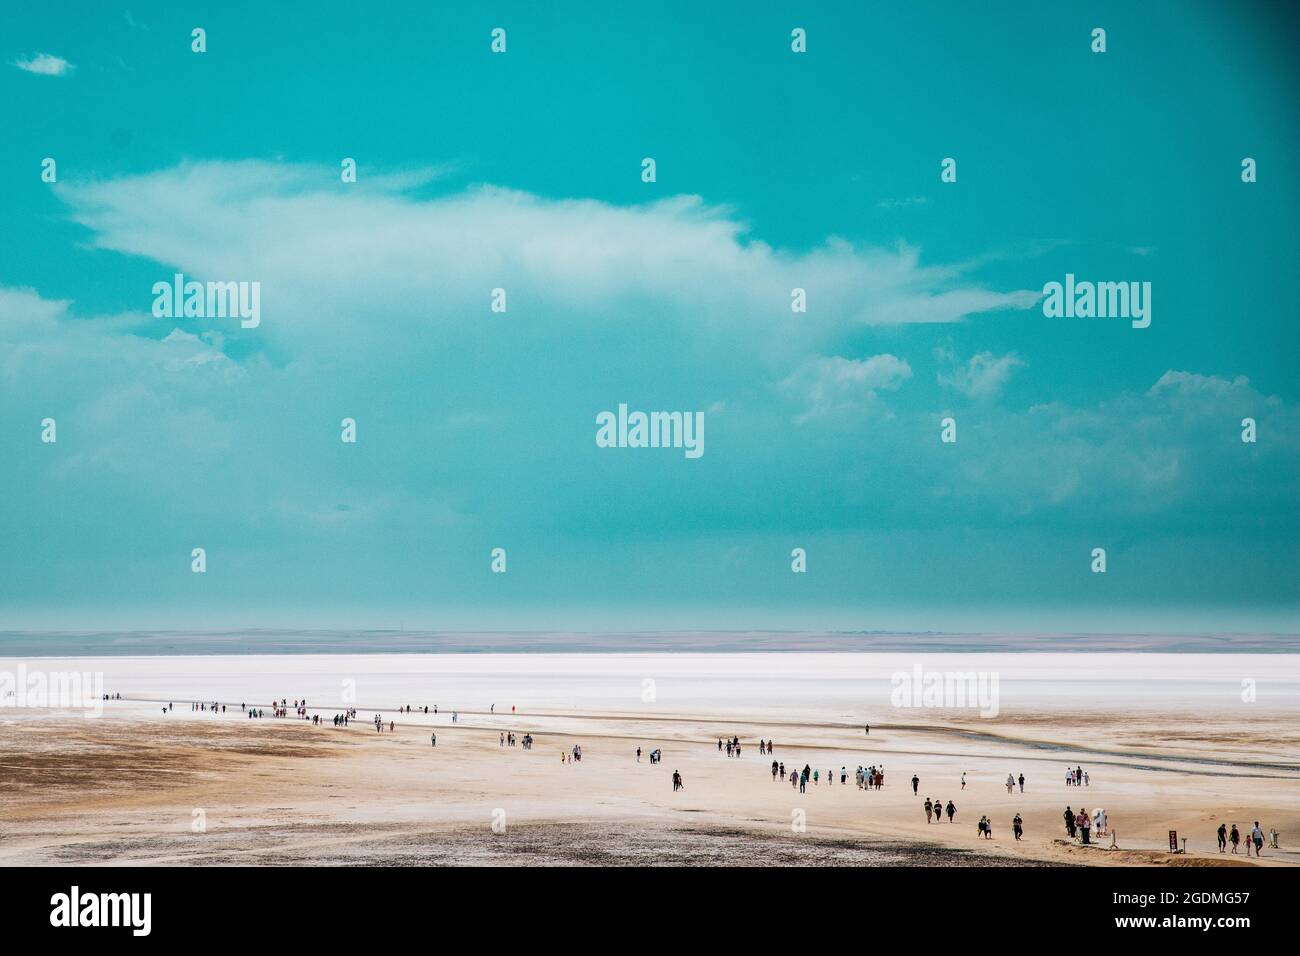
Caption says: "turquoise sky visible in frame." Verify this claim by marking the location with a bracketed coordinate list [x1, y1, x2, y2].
[1, 1, 1297, 632]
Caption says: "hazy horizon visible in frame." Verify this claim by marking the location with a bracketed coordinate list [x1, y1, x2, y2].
[2, 628, 1297, 656]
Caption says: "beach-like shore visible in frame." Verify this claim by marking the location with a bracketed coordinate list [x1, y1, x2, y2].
[1, 653, 1296, 867]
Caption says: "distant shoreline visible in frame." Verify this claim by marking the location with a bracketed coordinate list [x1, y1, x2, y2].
[2, 629, 1298, 656]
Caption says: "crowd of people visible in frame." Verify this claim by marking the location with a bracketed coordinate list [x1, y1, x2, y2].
[116, 697, 1291, 864]
[858, 765, 884, 790]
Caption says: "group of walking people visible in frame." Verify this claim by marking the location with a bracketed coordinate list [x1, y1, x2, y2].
[924, 797, 957, 823]
[1062, 805, 1107, 844]
[1217, 821, 1274, 857]
[858, 765, 884, 790]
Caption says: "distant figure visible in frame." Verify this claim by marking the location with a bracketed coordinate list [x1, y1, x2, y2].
[636, 747, 642, 762]
[1018, 773, 1025, 793]
[672, 770, 684, 792]
[864, 724, 870, 736]
[430, 732, 436, 747]
[961, 772, 967, 790]
[1217, 823, 1227, 852]
[1013, 813, 1023, 841]
[911, 775, 920, 795]
[945, 800, 956, 823]
[924, 798, 933, 823]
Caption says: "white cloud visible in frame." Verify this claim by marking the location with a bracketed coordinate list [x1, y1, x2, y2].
[944, 370, 1296, 514]
[4, 281, 1295, 545]
[0, 287, 243, 474]
[14, 53, 74, 76]
[938, 350, 1025, 399]
[877, 196, 929, 210]
[782, 354, 912, 422]
[1147, 369, 1252, 400]
[56, 161, 1042, 360]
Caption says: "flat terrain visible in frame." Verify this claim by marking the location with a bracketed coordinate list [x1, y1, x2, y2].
[1, 696, 1295, 866]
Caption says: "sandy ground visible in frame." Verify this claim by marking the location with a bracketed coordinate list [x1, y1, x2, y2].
[1, 701, 1296, 866]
